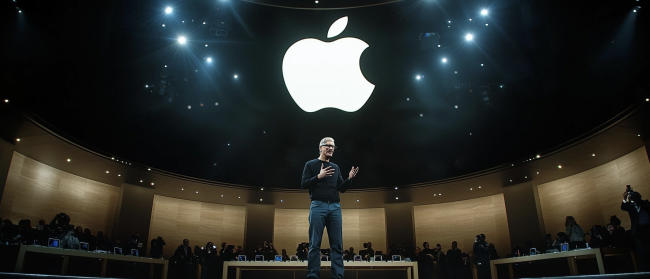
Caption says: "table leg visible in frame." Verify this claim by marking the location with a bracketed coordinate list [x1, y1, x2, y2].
[508, 264, 514, 279]
[162, 262, 168, 279]
[567, 257, 578, 275]
[222, 262, 229, 279]
[235, 267, 241, 279]
[595, 250, 605, 274]
[413, 263, 419, 279]
[61, 256, 70, 275]
[407, 266, 412, 279]
[631, 251, 639, 272]
[101, 259, 108, 277]
[14, 245, 27, 272]
[149, 263, 155, 279]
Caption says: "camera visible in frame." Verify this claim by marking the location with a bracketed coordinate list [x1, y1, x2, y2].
[627, 185, 642, 201]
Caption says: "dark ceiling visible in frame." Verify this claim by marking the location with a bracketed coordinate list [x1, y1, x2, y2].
[1, 0, 648, 189]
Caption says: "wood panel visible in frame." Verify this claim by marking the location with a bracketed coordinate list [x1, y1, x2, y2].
[0, 152, 119, 234]
[414, 194, 511, 257]
[538, 147, 650, 238]
[148, 195, 246, 259]
[273, 208, 386, 255]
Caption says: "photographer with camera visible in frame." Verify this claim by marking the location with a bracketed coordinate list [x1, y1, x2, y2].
[621, 185, 650, 270]
[473, 234, 490, 279]
[297, 242, 309, 261]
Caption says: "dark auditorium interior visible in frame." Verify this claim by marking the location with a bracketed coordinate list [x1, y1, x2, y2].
[1, 0, 650, 279]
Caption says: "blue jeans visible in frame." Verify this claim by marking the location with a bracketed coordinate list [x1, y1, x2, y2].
[308, 200, 344, 279]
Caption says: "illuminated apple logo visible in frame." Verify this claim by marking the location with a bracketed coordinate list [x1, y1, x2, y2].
[282, 16, 375, 112]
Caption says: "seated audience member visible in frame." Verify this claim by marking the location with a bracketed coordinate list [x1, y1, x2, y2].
[565, 216, 586, 249]
[542, 234, 554, 252]
[297, 242, 308, 261]
[60, 227, 80, 249]
[282, 249, 290, 261]
[16, 219, 36, 244]
[600, 223, 626, 248]
[365, 241, 375, 261]
[447, 241, 463, 279]
[552, 232, 568, 251]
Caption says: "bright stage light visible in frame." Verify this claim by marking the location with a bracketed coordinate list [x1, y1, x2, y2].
[465, 34, 474, 41]
[442, 58, 447, 63]
[178, 36, 186, 44]
[165, 7, 172, 14]
[481, 9, 488, 15]
[207, 57, 212, 62]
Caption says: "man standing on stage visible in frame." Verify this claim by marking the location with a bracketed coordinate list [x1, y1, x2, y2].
[301, 137, 359, 279]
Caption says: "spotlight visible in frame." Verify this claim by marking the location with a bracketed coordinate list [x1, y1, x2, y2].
[260, 199, 263, 201]
[395, 197, 399, 200]
[4, 99, 8, 103]
[234, 75, 238, 79]
[67, 159, 71, 162]
[592, 154, 595, 156]
[395, 187, 398, 190]
[203, 22, 206, 24]
[182, 188, 184, 190]
[646, 98, 649, 101]
[442, 58, 447, 63]
[145, 84, 149, 88]
[207, 57, 212, 63]
[151, 183, 155, 185]
[465, 34, 474, 41]
[205, 44, 208, 47]
[416, 75, 421, 79]
[106, 171, 109, 173]
[481, 9, 488, 16]
[165, 7, 172, 14]
[178, 36, 186, 44]
[536, 155, 540, 158]
[16, 138, 20, 142]
[18, 10, 22, 13]
[558, 165, 562, 169]
[196, 191, 199, 194]
[486, 24, 489, 26]
[281, 199, 283, 202]
[419, 113, 423, 117]
[439, 193, 441, 196]
[162, 24, 165, 27]
[356, 199, 359, 202]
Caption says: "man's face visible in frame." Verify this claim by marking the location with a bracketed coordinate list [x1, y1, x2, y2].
[424, 243, 429, 249]
[183, 240, 189, 246]
[320, 140, 335, 157]
[607, 225, 614, 232]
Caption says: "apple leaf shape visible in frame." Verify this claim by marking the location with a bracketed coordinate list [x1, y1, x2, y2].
[327, 16, 348, 38]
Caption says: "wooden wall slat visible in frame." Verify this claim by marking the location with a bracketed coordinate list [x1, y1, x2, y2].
[273, 208, 386, 255]
[0, 152, 119, 235]
[148, 195, 246, 258]
[414, 194, 511, 257]
[538, 147, 650, 240]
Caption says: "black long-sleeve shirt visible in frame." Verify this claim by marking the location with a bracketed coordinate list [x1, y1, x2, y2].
[301, 159, 351, 202]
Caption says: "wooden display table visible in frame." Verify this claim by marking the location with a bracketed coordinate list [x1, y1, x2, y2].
[222, 260, 418, 279]
[490, 248, 604, 279]
[14, 245, 168, 279]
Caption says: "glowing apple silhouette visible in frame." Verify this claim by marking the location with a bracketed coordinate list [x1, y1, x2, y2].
[282, 16, 375, 112]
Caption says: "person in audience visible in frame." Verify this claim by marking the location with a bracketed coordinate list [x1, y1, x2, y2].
[60, 227, 80, 249]
[473, 234, 490, 279]
[432, 243, 446, 279]
[297, 242, 308, 261]
[552, 232, 567, 251]
[446, 241, 463, 279]
[282, 249, 290, 261]
[365, 241, 374, 261]
[348, 247, 356, 260]
[622, 188, 650, 270]
[419, 242, 435, 279]
[150, 236, 166, 259]
[219, 242, 227, 256]
[173, 239, 194, 279]
[543, 234, 554, 252]
[202, 242, 218, 279]
[488, 243, 499, 260]
[565, 216, 585, 249]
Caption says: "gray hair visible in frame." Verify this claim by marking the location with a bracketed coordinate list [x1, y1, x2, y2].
[319, 137, 335, 154]
[319, 137, 335, 146]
